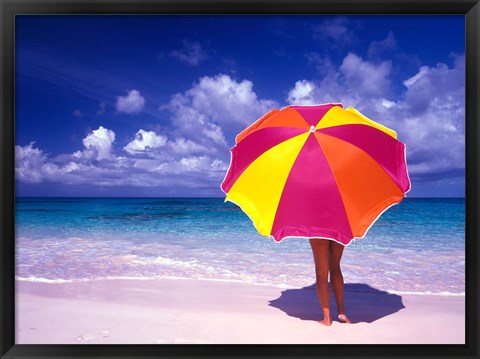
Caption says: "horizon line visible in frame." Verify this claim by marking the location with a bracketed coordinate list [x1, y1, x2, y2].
[14, 195, 466, 199]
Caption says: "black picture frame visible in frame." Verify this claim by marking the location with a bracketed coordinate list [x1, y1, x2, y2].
[1, 0, 479, 358]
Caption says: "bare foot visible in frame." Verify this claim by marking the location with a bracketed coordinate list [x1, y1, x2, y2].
[319, 317, 332, 326]
[338, 313, 351, 324]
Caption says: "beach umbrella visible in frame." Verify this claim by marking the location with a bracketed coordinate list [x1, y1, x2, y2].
[221, 103, 410, 246]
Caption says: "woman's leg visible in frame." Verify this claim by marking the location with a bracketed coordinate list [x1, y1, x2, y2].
[329, 240, 351, 323]
[309, 238, 332, 326]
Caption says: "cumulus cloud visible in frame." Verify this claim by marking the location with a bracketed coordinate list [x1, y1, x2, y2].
[180, 155, 211, 171]
[288, 52, 393, 107]
[16, 142, 228, 192]
[116, 89, 145, 114]
[164, 74, 277, 144]
[16, 124, 228, 192]
[17, 45, 464, 196]
[80, 126, 116, 161]
[124, 129, 167, 155]
[168, 137, 213, 156]
[15, 142, 48, 183]
[170, 40, 208, 66]
[287, 80, 316, 105]
[286, 51, 465, 184]
[16, 73, 276, 194]
[397, 55, 465, 179]
[402, 59, 464, 115]
[340, 53, 392, 97]
[15, 141, 120, 186]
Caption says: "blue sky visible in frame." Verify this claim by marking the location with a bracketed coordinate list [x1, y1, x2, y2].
[15, 15, 465, 197]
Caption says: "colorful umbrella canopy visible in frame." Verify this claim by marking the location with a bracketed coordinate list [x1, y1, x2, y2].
[221, 103, 410, 246]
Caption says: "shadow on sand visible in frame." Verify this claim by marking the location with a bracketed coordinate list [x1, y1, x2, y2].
[269, 283, 405, 324]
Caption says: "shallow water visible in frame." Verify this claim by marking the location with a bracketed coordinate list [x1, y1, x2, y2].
[15, 197, 465, 295]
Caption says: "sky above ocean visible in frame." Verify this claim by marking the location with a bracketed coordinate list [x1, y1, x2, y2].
[15, 15, 465, 197]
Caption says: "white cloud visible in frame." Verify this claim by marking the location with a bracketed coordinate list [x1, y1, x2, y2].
[15, 142, 48, 183]
[188, 74, 276, 127]
[287, 80, 316, 105]
[170, 40, 208, 66]
[180, 156, 209, 171]
[339, 53, 392, 97]
[16, 73, 277, 194]
[81, 126, 116, 161]
[396, 55, 465, 179]
[16, 126, 229, 192]
[210, 159, 228, 171]
[402, 60, 464, 115]
[149, 156, 228, 175]
[124, 129, 167, 155]
[64, 162, 80, 173]
[168, 137, 213, 155]
[16, 45, 465, 197]
[287, 51, 465, 183]
[287, 52, 393, 107]
[381, 98, 396, 109]
[116, 89, 145, 114]
[403, 66, 430, 88]
[16, 142, 119, 185]
[164, 74, 277, 148]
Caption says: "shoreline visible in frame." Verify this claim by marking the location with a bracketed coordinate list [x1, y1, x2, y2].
[16, 277, 465, 344]
[15, 275, 465, 296]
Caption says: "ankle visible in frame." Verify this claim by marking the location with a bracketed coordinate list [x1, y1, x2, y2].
[323, 309, 331, 320]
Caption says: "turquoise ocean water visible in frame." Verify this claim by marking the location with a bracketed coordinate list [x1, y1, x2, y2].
[15, 197, 465, 295]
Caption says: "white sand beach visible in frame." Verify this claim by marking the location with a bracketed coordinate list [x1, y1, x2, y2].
[16, 278, 465, 344]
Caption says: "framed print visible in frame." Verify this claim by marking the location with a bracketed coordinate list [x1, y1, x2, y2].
[1, 0, 479, 358]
